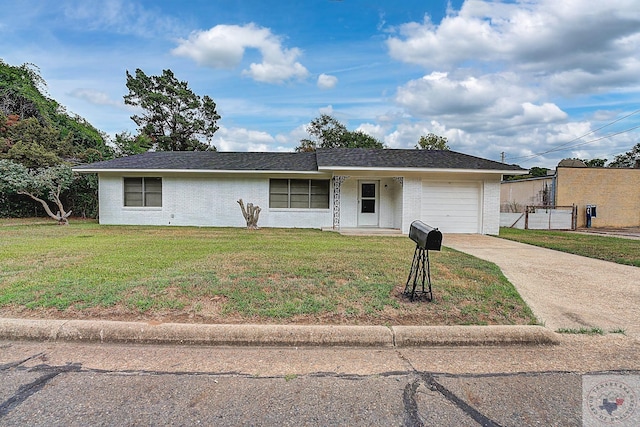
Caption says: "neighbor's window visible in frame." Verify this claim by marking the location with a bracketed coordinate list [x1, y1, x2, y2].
[269, 179, 329, 209]
[124, 177, 162, 207]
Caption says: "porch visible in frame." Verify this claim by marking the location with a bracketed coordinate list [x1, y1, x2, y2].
[322, 227, 403, 236]
[331, 175, 405, 231]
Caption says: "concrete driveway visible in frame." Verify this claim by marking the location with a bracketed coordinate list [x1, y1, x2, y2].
[444, 234, 640, 340]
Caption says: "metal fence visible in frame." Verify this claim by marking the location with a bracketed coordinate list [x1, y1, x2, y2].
[500, 205, 577, 230]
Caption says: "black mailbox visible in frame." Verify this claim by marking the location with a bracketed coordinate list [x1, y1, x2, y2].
[409, 220, 442, 251]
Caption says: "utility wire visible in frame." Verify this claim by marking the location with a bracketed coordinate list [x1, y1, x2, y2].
[519, 124, 640, 160]
[505, 108, 640, 162]
[555, 124, 640, 151]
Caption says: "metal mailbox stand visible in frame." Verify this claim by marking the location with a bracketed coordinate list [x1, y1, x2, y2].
[404, 221, 442, 301]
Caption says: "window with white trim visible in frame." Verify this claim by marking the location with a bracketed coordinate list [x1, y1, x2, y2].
[124, 177, 162, 207]
[269, 179, 329, 209]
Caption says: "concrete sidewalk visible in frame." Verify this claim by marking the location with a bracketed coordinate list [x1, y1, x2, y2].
[444, 234, 640, 340]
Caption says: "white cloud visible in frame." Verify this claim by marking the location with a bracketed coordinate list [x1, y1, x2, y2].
[394, 71, 568, 133]
[211, 126, 294, 152]
[62, 0, 184, 38]
[395, 72, 507, 117]
[383, 122, 455, 149]
[318, 105, 334, 115]
[172, 23, 309, 84]
[275, 124, 308, 147]
[382, 1, 640, 167]
[68, 88, 127, 109]
[386, 0, 640, 95]
[317, 73, 338, 89]
[355, 123, 386, 142]
[546, 57, 640, 95]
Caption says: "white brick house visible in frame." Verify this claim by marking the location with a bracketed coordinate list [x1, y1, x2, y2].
[74, 148, 525, 234]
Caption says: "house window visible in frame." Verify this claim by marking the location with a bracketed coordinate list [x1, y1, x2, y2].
[124, 177, 162, 207]
[269, 179, 329, 209]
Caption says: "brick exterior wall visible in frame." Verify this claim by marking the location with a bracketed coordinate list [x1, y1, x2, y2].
[482, 180, 501, 235]
[556, 167, 640, 228]
[402, 177, 423, 234]
[97, 172, 502, 234]
[98, 173, 333, 228]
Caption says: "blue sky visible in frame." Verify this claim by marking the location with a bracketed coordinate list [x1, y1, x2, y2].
[1, 0, 639, 169]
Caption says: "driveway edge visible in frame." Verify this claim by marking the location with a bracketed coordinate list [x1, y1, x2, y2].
[0, 318, 559, 347]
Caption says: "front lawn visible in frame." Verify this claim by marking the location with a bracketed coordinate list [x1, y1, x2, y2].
[499, 228, 640, 267]
[0, 221, 536, 326]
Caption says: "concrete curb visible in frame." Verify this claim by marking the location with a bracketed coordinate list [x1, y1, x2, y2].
[393, 325, 560, 346]
[0, 318, 560, 347]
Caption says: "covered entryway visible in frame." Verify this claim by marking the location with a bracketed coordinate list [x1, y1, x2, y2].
[358, 180, 379, 227]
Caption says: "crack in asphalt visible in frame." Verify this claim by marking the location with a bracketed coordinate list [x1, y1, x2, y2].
[0, 353, 45, 371]
[402, 379, 424, 427]
[5, 359, 626, 424]
[0, 363, 81, 419]
[400, 374, 504, 427]
[422, 373, 503, 427]
[396, 348, 503, 427]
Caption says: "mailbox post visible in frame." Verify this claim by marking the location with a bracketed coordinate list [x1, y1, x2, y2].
[404, 220, 442, 301]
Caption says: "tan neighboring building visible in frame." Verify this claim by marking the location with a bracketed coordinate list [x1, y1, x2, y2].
[556, 167, 640, 228]
[500, 176, 553, 212]
[501, 164, 640, 228]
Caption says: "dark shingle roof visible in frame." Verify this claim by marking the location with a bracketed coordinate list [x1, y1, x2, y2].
[75, 149, 525, 172]
[316, 148, 524, 171]
[75, 151, 318, 171]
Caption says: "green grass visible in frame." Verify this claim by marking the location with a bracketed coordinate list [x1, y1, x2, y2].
[0, 221, 537, 326]
[499, 228, 640, 267]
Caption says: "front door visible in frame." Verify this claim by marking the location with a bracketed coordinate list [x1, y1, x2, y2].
[358, 180, 379, 227]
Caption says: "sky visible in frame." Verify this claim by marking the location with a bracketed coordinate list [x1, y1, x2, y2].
[1, 0, 639, 169]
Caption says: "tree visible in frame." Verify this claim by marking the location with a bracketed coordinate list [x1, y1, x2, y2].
[295, 114, 384, 151]
[1, 61, 113, 219]
[1, 61, 111, 162]
[529, 166, 549, 177]
[503, 166, 548, 181]
[113, 131, 153, 157]
[124, 68, 220, 151]
[296, 114, 347, 151]
[581, 158, 607, 167]
[0, 116, 68, 168]
[0, 160, 75, 224]
[608, 143, 640, 168]
[415, 133, 450, 150]
[0, 61, 47, 123]
[343, 131, 384, 149]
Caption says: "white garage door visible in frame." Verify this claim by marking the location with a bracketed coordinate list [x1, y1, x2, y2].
[420, 181, 480, 233]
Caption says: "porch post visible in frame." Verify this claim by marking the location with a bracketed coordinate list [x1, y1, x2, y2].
[393, 177, 404, 232]
[332, 175, 349, 229]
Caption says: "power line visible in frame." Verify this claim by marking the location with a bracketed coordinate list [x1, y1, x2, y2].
[507, 124, 640, 162]
[554, 124, 640, 151]
[505, 108, 640, 162]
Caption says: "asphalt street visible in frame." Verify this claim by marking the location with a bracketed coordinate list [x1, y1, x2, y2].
[1, 337, 639, 426]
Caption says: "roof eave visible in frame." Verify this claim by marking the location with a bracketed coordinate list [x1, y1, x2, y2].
[318, 166, 527, 174]
[72, 168, 324, 174]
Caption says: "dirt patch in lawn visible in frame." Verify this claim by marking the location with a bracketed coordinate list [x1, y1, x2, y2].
[0, 283, 533, 327]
